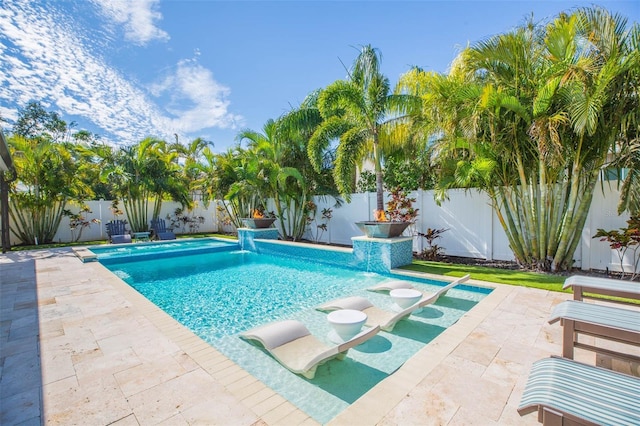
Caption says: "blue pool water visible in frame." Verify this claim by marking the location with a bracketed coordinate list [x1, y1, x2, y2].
[103, 246, 491, 424]
[89, 238, 238, 263]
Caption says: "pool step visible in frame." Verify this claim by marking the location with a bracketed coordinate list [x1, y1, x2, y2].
[72, 247, 98, 263]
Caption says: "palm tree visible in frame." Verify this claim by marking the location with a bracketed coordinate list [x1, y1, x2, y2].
[99, 138, 190, 232]
[8, 136, 91, 244]
[237, 120, 309, 239]
[614, 138, 640, 215]
[399, 7, 639, 271]
[173, 137, 214, 200]
[7, 103, 94, 244]
[201, 146, 263, 229]
[308, 45, 421, 218]
[606, 15, 640, 216]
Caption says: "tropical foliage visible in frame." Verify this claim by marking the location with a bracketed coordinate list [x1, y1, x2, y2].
[3, 6, 636, 266]
[234, 97, 339, 240]
[398, 7, 639, 271]
[97, 137, 191, 232]
[611, 136, 640, 215]
[381, 155, 436, 191]
[7, 102, 94, 244]
[355, 153, 436, 193]
[308, 44, 421, 217]
[236, 119, 309, 238]
[593, 216, 640, 280]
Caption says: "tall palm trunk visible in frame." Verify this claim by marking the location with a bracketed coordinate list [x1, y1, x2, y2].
[373, 140, 385, 213]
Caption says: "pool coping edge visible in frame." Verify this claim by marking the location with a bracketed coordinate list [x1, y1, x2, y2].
[88, 260, 316, 425]
[91, 260, 508, 426]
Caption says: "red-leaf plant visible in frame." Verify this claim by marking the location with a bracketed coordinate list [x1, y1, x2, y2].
[593, 216, 640, 280]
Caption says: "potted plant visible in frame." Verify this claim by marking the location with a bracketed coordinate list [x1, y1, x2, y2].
[241, 207, 276, 229]
[356, 187, 418, 238]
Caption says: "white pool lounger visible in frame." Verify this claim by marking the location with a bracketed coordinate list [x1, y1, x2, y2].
[367, 274, 470, 298]
[316, 296, 422, 332]
[239, 319, 380, 379]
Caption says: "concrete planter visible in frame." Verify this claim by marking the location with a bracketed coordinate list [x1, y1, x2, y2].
[241, 218, 276, 229]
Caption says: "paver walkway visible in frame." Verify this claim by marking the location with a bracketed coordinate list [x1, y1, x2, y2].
[1, 248, 638, 425]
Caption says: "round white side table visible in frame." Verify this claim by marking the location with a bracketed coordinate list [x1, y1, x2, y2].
[390, 288, 423, 309]
[327, 309, 367, 342]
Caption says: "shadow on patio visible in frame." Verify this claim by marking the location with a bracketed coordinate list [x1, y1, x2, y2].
[0, 252, 42, 424]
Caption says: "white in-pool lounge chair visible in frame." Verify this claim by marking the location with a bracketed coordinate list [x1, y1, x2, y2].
[367, 274, 471, 301]
[319, 275, 471, 332]
[316, 296, 421, 332]
[239, 319, 380, 379]
[518, 357, 640, 425]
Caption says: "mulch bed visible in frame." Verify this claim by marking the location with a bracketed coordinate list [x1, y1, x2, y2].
[432, 255, 640, 281]
[436, 255, 523, 271]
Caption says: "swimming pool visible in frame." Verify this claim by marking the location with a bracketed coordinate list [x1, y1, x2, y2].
[102, 244, 491, 423]
[89, 237, 238, 263]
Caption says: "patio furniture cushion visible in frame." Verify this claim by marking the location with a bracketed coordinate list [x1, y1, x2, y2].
[518, 357, 640, 425]
[549, 300, 640, 362]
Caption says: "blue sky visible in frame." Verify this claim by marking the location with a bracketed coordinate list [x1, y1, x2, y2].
[1, 1, 638, 152]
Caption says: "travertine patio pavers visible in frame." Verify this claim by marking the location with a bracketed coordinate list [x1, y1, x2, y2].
[1, 248, 637, 425]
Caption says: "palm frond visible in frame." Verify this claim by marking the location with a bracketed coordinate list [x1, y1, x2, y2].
[618, 168, 640, 215]
[307, 116, 351, 173]
[318, 81, 364, 119]
[334, 127, 368, 197]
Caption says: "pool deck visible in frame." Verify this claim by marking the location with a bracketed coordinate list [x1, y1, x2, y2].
[1, 248, 638, 425]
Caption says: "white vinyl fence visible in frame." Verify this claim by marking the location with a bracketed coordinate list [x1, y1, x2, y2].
[300, 187, 635, 273]
[4, 186, 635, 273]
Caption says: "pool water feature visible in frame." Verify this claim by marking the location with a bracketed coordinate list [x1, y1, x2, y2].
[103, 247, 491, 424]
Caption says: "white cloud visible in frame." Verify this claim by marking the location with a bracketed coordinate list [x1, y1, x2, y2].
[150, 59, 243, 133]
[89, 0, 169, 45]
[0, 0, 242, 145]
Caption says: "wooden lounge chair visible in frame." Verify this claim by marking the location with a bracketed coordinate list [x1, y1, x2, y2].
[563, 275, 640, 302]
[239, 319, 380, 379]
[367, 274, 471, 301]
[150, 218, 176, 240]
[518, 357, 640, 425]
[549, 300, 640, 363]
[105, 220, 131, 244]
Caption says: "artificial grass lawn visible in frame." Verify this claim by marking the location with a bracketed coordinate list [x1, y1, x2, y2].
[404, 260, 640, 305]
[401, 259, 567, 292]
